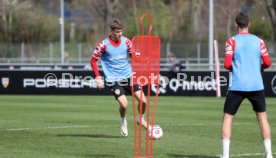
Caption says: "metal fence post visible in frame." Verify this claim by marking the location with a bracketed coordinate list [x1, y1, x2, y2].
[78, 43, 82, 63]
[21, 42, 25, 63]
[166, 42, 170, 63]
[197, 42, 201, 64]
[49, 43, 53, 63]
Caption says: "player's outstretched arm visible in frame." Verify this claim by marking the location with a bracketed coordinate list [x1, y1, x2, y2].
[90, 57, 104, 89]
[90, 41, 106, 89]
[262, 55, 272, 70]
[90, 58, 100, 77]
[224, 54, 233, 70]
[260, 39, 272, 70]
[224, 38, 235, 71]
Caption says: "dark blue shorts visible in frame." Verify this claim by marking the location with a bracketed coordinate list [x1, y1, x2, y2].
[106, 78, 141, 100]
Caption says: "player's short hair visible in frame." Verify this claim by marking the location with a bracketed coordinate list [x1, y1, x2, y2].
[235, 12, 249, 28]
[110, 18, 123, 31]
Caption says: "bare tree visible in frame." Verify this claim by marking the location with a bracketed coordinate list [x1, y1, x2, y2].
[92, 0, 120, 33]
[132, 0, 139, 33]
[241, 0, 255, 15]
[265, 0, 276, 51]
[190, 0, 204, 41]
[0, 0, 18, 42]
[168, 0, 189, 41]
[0, 0, 34, 42]
[215, 1, 240, 38]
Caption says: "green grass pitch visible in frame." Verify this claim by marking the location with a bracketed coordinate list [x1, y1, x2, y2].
[0, 95, 275, 158]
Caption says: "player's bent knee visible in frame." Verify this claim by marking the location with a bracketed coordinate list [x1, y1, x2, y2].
[119, 102, 128, 109]
[117, 96, 128, 108]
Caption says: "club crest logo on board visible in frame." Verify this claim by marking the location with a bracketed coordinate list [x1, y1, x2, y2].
[1, 77, 9, 88]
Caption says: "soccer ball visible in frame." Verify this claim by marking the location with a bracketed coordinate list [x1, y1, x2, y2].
[148, 125, 163, 140]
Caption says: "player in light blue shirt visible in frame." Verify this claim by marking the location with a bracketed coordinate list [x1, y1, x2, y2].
[91, 19, 151, 137]
[220, 13, 273, 158]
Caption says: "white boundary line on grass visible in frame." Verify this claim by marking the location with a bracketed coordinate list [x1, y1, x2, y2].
[4, 122, 258, 131]
[162, 122, 256, 126]
[5, 125, 92, 131]
[219, 152, 276, 157]
[4, 124, 276, 158]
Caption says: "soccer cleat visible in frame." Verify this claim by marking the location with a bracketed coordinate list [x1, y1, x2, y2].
[120, 123, 128, 137]
[137, 119, 152, 132]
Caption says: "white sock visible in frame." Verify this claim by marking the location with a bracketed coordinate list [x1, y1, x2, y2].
[121, 116, 127, 125]
[264, 139, 272, 156]
[222, 139, 230, 157]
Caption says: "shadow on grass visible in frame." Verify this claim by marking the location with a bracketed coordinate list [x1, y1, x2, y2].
[57, 134, 122, 138]
[85, 154, 116, 158]
[167, 154, 218, 158]
[84, 154, 115, 158]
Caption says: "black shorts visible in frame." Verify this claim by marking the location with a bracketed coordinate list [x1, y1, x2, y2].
[224, 90, 266, 115]
[106, 78, 141, 100]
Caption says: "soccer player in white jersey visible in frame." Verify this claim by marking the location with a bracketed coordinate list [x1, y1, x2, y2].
[220, 13, 273, 158]
[90, 18, 151, 137]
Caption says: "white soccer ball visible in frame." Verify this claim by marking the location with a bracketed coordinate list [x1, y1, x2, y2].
[148, 125, 163, 140]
